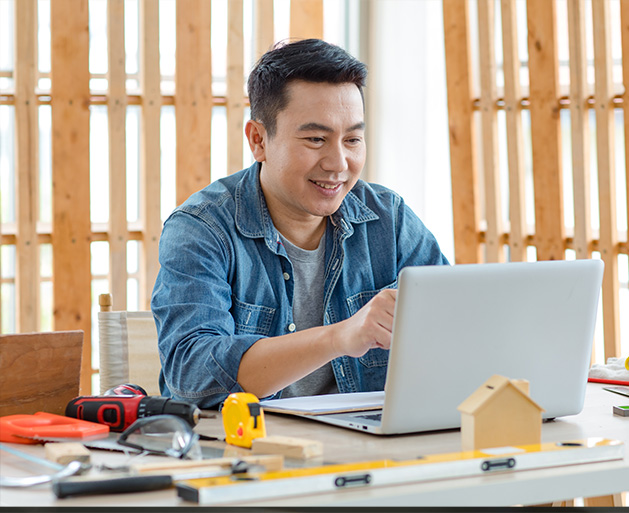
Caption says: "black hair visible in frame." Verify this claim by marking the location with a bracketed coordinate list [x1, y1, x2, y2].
[247, 38, 367, 137]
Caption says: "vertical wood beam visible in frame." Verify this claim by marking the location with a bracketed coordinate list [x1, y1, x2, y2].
[175, 0, 212, 206]
[289, 0, 323, 40]
[50, 0, 91, 392]
[15, 0, 40, 332]
[592, 0, 621, 359]
[443, 0, 482, 264]
[622, 1, 629, 260]
[108, 0, 128, 310]
[255, 0, 275, 61]
[567, 0, 592, 260]
[227, 0, 244, 175]
[526, 0, 564, 261]
[501, 0, 527, 262]
[477, 0, 504, 263]
[139, 0, 161, 310]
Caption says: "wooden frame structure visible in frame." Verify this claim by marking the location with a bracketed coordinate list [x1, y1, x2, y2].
[1, 0, 323, 392]
[443, 0, 627, 361]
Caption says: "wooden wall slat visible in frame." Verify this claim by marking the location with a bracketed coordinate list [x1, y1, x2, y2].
[622, 1, 629, 258]
[50, 0, 92, 392]
[255, 0, 275, 61]
[15, 0, 39, 331]
[567, 0, 592, 260]
[175, 0, 212, 206]
[526, 0, 564, 261]
[289, 0, 323, 40]
[227, 0, 244, 176]
[500, 0, 527, 262]
[592, 0, 621, 359]
[107, 0, 128, 310]
[443, 0, 481, 264]
[139, 0, 161, 310]
[477, 0, 503, 263]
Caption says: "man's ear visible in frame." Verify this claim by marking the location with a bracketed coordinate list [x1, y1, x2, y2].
[245, 120, 267, 162]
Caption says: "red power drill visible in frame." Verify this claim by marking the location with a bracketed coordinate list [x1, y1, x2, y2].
[65, 384, 206, 432]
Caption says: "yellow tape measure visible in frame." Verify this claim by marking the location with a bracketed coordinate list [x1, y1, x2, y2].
[222, 392, 266, 448]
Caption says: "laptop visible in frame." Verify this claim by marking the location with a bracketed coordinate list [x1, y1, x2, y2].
[261, 260, 604, 434]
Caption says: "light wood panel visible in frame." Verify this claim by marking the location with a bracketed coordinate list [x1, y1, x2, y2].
[526, 0, 564, 261]
[443, 0, 481, 264]
[289, 0, 323, 40]
[50, 0, 92, 392]
[227, 0, 244, 176]
[477, 0, 503, 263]
[567, 0, 592, 260]
[501, 0, 527, 262]
[255, 0, 275, 61]
[175, 0, 212, 205]
[622, 1, 629, 265]
[107, 0, 128, 311]
[139, 0, 161, 310]
[15, 0, 39, 332]
[592, 0, 621, 360]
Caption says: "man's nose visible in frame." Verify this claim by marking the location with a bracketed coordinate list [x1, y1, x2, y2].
[321, 141, 349, 173]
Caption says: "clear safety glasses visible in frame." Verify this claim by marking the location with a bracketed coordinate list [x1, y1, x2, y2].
[117, 415, 202, 460]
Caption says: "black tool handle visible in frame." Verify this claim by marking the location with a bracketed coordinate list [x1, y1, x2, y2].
[53, 474, 174, 498]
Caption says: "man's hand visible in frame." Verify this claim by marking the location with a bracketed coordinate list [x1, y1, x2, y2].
[331, 289, 397, 358]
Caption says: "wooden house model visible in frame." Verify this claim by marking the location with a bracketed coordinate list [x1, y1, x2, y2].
[457, 374, 545, 451]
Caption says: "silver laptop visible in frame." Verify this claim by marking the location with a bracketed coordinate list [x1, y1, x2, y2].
[266, 260, 604, 435]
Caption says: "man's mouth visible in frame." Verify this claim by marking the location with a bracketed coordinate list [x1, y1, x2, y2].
[311, 180, 342, 190]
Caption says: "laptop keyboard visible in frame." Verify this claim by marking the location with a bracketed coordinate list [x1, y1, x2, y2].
[355, 413, 382, 421]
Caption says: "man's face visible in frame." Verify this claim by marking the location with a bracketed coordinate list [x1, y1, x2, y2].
[253, 80, 366, 227]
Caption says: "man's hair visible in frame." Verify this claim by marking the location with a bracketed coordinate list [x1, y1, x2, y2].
[247, 39, 367, 137]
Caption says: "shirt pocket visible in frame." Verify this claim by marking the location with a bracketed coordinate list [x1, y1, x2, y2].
[232, 296, 276, 336]
[345, 280, 397, 369]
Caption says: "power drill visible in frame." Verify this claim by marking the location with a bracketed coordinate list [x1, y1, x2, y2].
[65, 384, 208, 432]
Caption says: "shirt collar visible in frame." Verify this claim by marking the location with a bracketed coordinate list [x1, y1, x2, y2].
[235, 161, 379, 242]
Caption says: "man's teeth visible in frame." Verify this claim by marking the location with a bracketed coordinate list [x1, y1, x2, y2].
[313, 181, 339, 189]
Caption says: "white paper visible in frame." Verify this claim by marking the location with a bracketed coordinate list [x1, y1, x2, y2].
[260, 391, 385, 414]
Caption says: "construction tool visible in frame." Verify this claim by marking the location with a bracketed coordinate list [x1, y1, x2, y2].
[0, 412, 109, 444]
[221, 393, 266, 449]
[65, 394, 214, 432]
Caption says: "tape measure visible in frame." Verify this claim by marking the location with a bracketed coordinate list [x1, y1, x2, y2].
[222, 393, 266, 448]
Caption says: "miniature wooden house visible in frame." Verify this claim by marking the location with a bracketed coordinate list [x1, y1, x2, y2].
[457, 375, 545, 451]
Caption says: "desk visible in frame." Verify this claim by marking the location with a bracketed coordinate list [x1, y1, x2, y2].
[1, 383, 627, 507]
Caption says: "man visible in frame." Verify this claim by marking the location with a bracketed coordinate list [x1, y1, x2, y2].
[152, 39, 448, 409]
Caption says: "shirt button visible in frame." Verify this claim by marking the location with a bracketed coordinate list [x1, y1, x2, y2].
[288, 323, 296, 332]
[283, 272, 290, 281]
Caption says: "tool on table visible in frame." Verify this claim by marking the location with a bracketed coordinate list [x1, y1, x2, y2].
[52, 459, 260, 498]
[613, 405, 629, 417]
[0, 443, 87, 488]
[0, 412, 109, 444]
[66, 394, 215, 432]
[222, 393, 266, 449]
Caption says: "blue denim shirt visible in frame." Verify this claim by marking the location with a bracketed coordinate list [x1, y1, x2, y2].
[151, 162, 449, 408]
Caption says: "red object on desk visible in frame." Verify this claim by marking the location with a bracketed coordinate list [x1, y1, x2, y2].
[0, 412, 109, 444]
[588, 377, 629, 386]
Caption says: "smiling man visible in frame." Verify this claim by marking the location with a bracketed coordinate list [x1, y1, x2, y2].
[151, 39, 449, 409]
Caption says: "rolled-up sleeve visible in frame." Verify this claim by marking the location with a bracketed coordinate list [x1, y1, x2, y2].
[151, 211, 264, 409]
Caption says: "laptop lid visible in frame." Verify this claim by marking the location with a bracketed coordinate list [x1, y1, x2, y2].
[380, 259, 604, 434]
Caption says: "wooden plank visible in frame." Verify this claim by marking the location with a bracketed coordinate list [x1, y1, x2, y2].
[227, 0, 244, 175]
[526, 0, 564, 261]
[443, 0, 482, 264]
[501, 0, 527, 262]
[50, 0, 92, 393]
[255, 0, 275, 61]
[592, 0, 621, 359]
[175, 0, 212, 205]
[622, 1, 629, 261]
[14, 0, 39, 331]
[289, 0, 323, 40]
[139, 0, 161, 310]
[108, 0, 128, 310]
[477, 0, 503, 263]
[567, 0, 592, 260]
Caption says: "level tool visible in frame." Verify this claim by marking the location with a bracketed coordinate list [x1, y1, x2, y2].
[176, 437, 623, 505]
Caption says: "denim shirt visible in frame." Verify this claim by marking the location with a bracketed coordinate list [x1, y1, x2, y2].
[151, 162, 449, 408]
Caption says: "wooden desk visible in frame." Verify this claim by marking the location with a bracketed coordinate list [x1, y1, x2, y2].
[1, 383, 627, 507]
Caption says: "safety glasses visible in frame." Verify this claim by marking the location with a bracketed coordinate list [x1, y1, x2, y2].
[117, 415, 201, 459]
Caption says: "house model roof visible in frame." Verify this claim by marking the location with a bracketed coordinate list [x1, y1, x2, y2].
[457, 374, 545, 415]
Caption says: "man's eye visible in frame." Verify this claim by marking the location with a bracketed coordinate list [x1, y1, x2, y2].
[307, 137, 325, 143]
